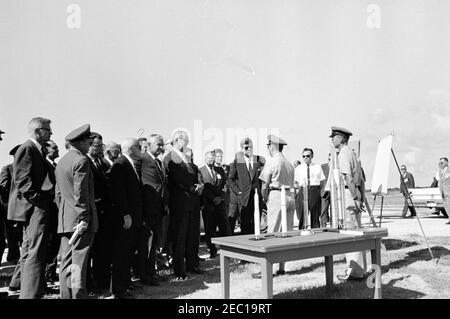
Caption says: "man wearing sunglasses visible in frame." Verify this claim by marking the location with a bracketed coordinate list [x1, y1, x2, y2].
[399, 165, 416, 218]
[294, 148, 325, 229]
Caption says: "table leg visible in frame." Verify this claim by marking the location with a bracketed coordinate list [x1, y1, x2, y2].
[325, 255, 333, 291]
[370, 239, 382, 299]
[261, 258, 273, 299]
[220, 253, 230, 299]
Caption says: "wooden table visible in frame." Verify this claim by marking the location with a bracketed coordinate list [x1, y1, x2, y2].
[212, 228, 388, 299]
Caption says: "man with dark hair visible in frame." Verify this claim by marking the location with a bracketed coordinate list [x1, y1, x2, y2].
[86, 132, 113, 295]
[8, 117, 53, 299]
[228, 137, 265, 235]
[199, 151, 231, 259]
[330, 126, 366, 282]
[294, 148, 325, 229]
[400, 165, 416, 218]
[55, 124, 98, 299]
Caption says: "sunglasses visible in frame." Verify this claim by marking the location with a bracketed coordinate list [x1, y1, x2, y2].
[302, 155, 311, 158]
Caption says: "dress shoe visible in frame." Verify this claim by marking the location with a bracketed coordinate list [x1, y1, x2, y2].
[187, 267, 204, 274]
[336, 274, 365, 283]
[8, 286, 19, 293]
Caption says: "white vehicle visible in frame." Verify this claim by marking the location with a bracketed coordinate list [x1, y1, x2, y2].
[409, 187, 448, 217]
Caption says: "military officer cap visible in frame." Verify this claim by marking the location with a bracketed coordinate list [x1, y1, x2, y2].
[9, 144, 21, 156]
[329, 126, 353, 138]
[240, 137, 253, 147]
[267, 134, 287, 146]
[65, 124, 92, 142]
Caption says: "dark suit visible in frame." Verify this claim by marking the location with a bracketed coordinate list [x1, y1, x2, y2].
[44, 159, 60, 281]
[7, 139, 51, 299]
[227, 152, 264, 235]
[164, 150, 201, 276]
[110, 155, 143, 295]
[0, 164, 22, 262]
[87, 155, 113, 291]
[199, 165, 231, 254]
[140, 152, 167, 281]
[55, 148, 98, 299]
[400, 171, 416, 217]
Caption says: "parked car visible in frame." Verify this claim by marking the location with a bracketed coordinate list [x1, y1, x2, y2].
[409, 188, 448, 217]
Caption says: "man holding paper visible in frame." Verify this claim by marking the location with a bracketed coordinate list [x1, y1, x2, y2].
[55, 124, 98, 299]
[253, 135, 295, 278]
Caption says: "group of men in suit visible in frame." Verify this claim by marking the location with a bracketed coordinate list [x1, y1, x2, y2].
[0, 119, 274, 298]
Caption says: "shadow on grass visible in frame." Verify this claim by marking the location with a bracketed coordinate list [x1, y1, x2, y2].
[382, 239, 419, 251]
[382, 246, 450, 274]
[274, 276, 426, 299]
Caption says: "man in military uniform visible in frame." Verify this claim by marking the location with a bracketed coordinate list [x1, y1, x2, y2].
[330, 126, 366, 281]
[253, 135, 295, 278]
[55, 124, 98, 299]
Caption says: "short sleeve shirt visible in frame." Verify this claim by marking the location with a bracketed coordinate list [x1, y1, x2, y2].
[259, 153, 294, 188]
[294, 163, 325, 186]
[338, 145, 357, 186]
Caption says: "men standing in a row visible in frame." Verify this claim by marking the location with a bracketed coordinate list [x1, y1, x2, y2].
[400, 165, 416, 218]
[199, 151, 231, 259]
[8, 117, 53, 299]
[0, 144, 22, 264]
[164, 131, 203, 280]
[330, 127, 366, 281]
[140, 134, 167, 286]
[294, 148, 325, 229]
[44, 140, 60, 284]
[55, 124, 98, 299]
[228, 137, 264, 235]
[86, 132, 113, 294]
[258, 135, 295, 276]
[110, 138, 143, 298]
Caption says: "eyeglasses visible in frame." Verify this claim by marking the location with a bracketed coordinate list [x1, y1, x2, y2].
[244, 145, 252, 150]
[400, 168, 406, 171]
[38, 128, 52, 133]
[302, 155, 311, 158]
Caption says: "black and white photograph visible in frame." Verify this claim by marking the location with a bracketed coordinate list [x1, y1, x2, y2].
[1, 0, 450, 305]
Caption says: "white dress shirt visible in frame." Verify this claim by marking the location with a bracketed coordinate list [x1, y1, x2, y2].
[294, 162, 325, 187]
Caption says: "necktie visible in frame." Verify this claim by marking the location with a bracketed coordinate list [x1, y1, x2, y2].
[156, 158, 164, 179]
[307, 164, 310, 187]
[209, 166, 216, 182]
[248, 159, 253, 175]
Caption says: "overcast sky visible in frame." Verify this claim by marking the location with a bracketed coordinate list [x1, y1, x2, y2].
[1, 0, 450, 189]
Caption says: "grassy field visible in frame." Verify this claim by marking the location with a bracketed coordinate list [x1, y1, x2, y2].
[1, 192, 449, 299]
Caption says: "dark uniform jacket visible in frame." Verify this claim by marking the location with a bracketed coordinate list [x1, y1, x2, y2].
[199, 165, 226, 206]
